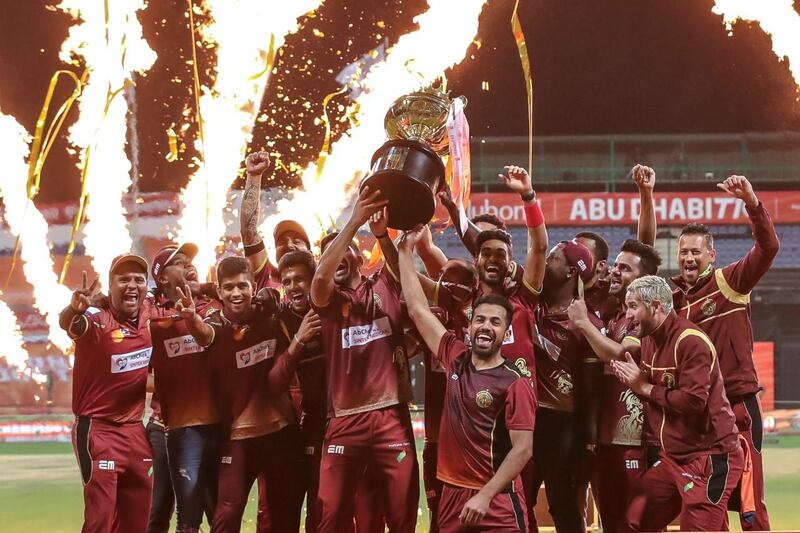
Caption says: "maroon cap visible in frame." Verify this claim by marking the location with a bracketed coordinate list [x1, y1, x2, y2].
[110, 253, 148, 275]
[560, 240, 594, 284]
[151, 243, 199, 279]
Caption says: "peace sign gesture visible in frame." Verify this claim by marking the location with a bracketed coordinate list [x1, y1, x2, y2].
[175, 285, 197, 319]
[70, 271, 100, 314]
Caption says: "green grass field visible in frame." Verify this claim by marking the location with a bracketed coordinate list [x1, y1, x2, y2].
[1, 436, 799, 532]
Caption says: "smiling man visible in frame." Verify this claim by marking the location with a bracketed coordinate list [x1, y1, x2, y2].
[398, 226, 536, 532]
[613, 275, 743, 531]
[671, 175, 779, 530]
[59, 254, 154, 533]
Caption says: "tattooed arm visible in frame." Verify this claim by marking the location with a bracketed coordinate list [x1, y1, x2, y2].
[241, 151, 271, 274]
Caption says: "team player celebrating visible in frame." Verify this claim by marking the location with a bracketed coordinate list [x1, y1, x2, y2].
[671, 175, 779, 530]
[60, 255, 154, 533]
[177, 256, 307, 532]
[567, 239, 662, 532]
[148, 243, 220, 532]
[613, 275, 744, 531]
[399, 225, 537, 532]
[311, 186, 419, 532]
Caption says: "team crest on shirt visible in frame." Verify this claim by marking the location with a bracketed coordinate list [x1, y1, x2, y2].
[476, 389, 494, 408]
[661, 372, 676, 389]
[233, 325, 249, 342]
[514, 358, 532, 378]
[555, 328, 569, 342]
[701, 298, 716, 317]
[341, 303, 350, 318]
[110, 328, 130, 343]
[552, 370, 573, 395]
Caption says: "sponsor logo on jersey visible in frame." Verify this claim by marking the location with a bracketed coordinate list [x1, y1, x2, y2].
[221, 456, 232, 464]
[110, 347, 152, 374]
[327, 444, 345, 455]
[341, 316, 391, 349]
[98, 460, 115, 471]
[235, 339, 276, 369]
[625, 459, 640, 470]
[164, 335, 203, 358]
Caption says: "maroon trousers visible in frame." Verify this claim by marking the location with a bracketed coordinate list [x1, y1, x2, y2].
[438, 483, 528, 533]
[72, 417, 154, 533]
[625, 447, 744, 531]
[212, 426, 305, 533]
[730, 395, 770, 530]
[591, 445, 645, 533]
[317, 405, 419, 533]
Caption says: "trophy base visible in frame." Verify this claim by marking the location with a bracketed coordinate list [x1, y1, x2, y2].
[362, 139, 445, 230]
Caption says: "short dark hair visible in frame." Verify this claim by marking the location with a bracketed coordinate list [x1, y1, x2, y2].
[619, 239, 662, 275]
[574, 231, 609, 262]
[473, 293, 514, 327]
[476, 229, 513, 252]
[319, 231, 359, 255]
[680, 223, 714, 249]
[471, 213, 507, 231]
[278, 250, 316, 277]
[216, 256, 252, 285]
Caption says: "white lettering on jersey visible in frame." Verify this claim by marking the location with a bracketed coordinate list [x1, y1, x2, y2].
[110, 347, 152, 374]
[327, 444, 345, 455]
[164, 334, 203, 358]
[341, 317, 391, 349]
[235, 339, 276, 369]
[98, 460, 115, 471]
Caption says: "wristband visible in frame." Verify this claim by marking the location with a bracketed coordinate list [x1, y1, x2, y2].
[524, 201, 545, 228]
[373, 232, 388, 240]
[243, 239, 265, 257]
[520, 190, 536, 203]
[293, 334, 305, 347]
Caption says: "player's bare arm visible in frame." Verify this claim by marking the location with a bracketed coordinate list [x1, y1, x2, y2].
[633, 164, 656, 246]
[398, 226, 447, 354]
[368, 206, 400, 277]
[500, 165, 547, 291]
[59, 270, 100, 338]
[567, 298, 640, 362]
[438, 185, 482, 257]
[415, 224, 448, 278]
[311, 186, 387, 307]
[175, 285, 214, 347]
[240, 151, 271, 274]
[459, 429, 533, 526]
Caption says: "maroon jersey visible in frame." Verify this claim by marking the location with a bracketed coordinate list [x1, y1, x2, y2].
[253, 258, 280, 292]
[672, 203, 779, 400]
[421, 305, 460, 445]
[436, 332, 536, 491]
[276, 305, 326, 417]
[598, 306, 644, 446]
[71, 307, 153, 424]
[639, 313, 740, 463]
[205, 308, 295, 440]
[149, 297, 221, 429]
[314, 267, 412, 418]
[438, 270, 540, 387]
[534, 304, 603, 412]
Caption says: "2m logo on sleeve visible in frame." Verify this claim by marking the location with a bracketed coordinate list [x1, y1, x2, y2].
[164, 335, 203, 358]
[110, 347, 153, 374]
[341, 317, 391, 349]
[235, 339, 276, 369]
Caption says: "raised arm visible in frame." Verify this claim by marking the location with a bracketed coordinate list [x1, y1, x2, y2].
[59, 271, 99, 338]
[268, 310, 321, 393]
[416, 224, 448, 278]
[499, 165, 547, 291]
[633, 164, 656, 246]
[368, 207, 400, 278]
[398, 227, 447, 354]
[717, 175, 780, 293]
[240, 151, 272, 274]
[567, 298, 641, 363]
[174, 286, 215, 347]
[438, 186, 483, 257]
[311, 186, 387, 308]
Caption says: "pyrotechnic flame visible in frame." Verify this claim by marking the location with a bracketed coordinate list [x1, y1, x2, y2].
[0, 114, 73, 353]
[259, 0, 489, 251]
[0, 297, 28, 371]
[177, 0, 325, 279]
[712, 0, 800, 88]
[58, 0, 157, 283]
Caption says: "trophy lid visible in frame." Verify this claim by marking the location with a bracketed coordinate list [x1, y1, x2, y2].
[384, 88, 463, 156]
